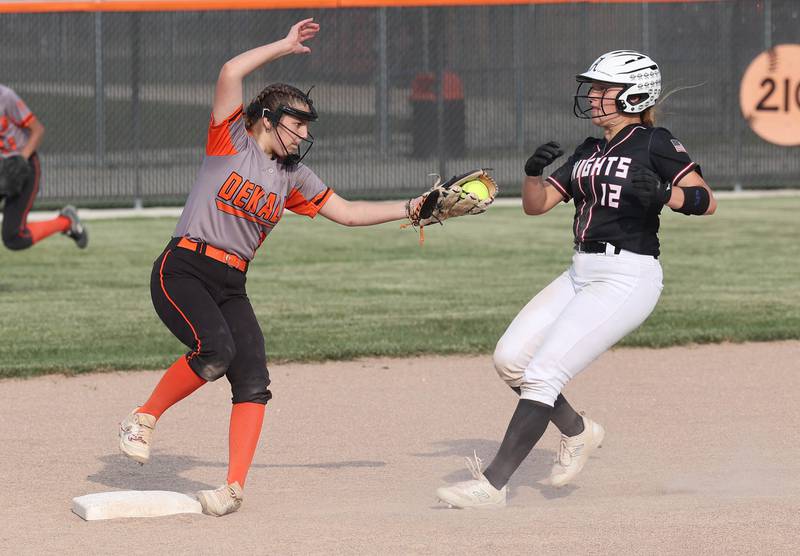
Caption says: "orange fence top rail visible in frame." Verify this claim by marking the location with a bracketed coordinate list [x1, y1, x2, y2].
[0, 0, 723, 14]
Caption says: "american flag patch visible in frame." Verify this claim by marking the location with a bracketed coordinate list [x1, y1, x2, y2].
[671, 139, 686, 153]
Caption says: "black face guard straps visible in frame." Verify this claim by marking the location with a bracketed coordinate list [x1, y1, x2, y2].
[255, 88, 319, 165]
[573, 81, 631, 119]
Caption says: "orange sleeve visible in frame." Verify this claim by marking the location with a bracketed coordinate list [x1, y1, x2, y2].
[206, 105, 243, 156]
[285, 187, 334, 218]
[19, 113, 36, 128]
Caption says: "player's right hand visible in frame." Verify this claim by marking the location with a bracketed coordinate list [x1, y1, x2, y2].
[525, 141, 563, 176]
[284, 18, 320, 54]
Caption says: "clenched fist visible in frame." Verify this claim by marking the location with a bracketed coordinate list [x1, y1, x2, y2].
[525, 142, 564, 177]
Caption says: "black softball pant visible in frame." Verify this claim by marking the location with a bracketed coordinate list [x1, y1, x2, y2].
[150, 238, 272, 405]
[2, 152, 40, 250]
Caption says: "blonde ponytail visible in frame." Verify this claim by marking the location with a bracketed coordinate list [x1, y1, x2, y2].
[641, 82, 705, 128]
[641, 107, 656, 127]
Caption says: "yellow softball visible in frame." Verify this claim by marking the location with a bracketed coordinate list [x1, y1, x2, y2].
[460, 179, 490, 201]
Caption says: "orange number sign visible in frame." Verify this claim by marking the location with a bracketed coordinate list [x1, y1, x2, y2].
[740, 44, 800, 146]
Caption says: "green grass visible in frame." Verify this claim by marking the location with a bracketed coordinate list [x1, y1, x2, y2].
[1, 197, 798, 378]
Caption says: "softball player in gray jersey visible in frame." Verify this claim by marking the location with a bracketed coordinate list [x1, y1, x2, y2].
[0, 84, 87, 250]
[437, 50, 717, 509]
[117, 18, 426, 517]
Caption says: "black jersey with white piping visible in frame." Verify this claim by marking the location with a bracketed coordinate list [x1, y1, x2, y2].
[546, 125, 699, 257]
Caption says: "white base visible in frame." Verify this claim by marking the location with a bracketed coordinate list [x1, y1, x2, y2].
[72, 490, 203, 520]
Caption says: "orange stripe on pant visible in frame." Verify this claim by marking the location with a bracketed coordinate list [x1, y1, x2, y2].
[159, 250, 203, 362]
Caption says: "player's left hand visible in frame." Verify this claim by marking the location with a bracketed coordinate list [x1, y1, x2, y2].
[407, 168, 498, 226]
[630, 164, 671, 206]
[403, 169, 497, 244]
[284, 18, 320, 54]
[407, 195, 424, 217]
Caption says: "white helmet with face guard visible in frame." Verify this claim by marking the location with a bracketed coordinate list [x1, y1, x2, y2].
[573, 50, 661, 118]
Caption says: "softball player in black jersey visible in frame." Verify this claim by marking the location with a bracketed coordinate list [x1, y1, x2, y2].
[437, 50, 716, 509]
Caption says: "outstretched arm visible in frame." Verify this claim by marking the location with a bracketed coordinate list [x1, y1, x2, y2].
[318, 192, 418, 227]
[212, 18, 320, 122]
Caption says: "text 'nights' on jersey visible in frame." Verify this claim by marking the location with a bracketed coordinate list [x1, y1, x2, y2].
[546, 124, 699, 257]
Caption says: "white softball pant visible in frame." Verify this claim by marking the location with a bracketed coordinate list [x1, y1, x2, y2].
[493, 249, 664, 406]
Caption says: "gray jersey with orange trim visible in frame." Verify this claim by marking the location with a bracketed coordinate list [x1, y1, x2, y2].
[174, 105, 333, 261]
[545, 124, 699, 257]
[0, 85, 35, 158]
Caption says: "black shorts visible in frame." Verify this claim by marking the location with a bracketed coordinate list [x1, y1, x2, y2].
[1, 153, 40, 250]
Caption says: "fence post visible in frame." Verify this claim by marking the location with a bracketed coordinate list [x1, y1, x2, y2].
[376, 8, 389, 159]
[642, 2, 649, 53]
[731, 3, 743, 192]
[132, 12, 143, 209]
[764, 0, 772, 51]
[513, 4, 525, 152]
[435, 8, 446, 178]
[94, 11, 105, 169]
[422, 8, 430, 72]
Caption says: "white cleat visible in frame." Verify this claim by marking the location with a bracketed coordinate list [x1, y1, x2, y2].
[549, 414, 605, 487]
[119, 410, 156, 464]
[436, 452, 507, 509]
[197, 482, 243, 517]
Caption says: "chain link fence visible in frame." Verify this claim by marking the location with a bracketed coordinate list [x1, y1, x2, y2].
[1, 2, 798, 206]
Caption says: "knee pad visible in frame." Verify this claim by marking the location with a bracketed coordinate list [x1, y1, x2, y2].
[230, 364, 272, 405]
[3, 232, 32, 251]
[226, 344, 271, 404]
[492, 342, 525, 387]
[189, 342, 237, 381]
[232, 382, 272, 405]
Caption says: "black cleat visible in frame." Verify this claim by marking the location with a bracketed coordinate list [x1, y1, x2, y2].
[59, 205, 88, 249]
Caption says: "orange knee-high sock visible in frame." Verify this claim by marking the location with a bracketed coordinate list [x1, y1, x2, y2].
[138, 356, 206, 419]
[227, 402, 266, 488]
[27, 216, 70, 244]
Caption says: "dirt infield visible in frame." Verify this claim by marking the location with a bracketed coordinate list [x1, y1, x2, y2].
[2, 342, 798, 555]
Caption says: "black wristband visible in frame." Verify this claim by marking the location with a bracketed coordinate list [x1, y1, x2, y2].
[676, 186, 710, 215]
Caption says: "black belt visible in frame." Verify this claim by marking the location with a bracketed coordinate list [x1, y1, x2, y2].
[575, 241, 621, 255]
[574, 241, 658, 259]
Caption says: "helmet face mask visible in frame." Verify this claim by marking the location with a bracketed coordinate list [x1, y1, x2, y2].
[262, 101, 318, 127]
[573, 50, 661, 120]
[249, 87, 319, 165]
[262, 105, 316, 165]
[573, 81, 630, 119]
